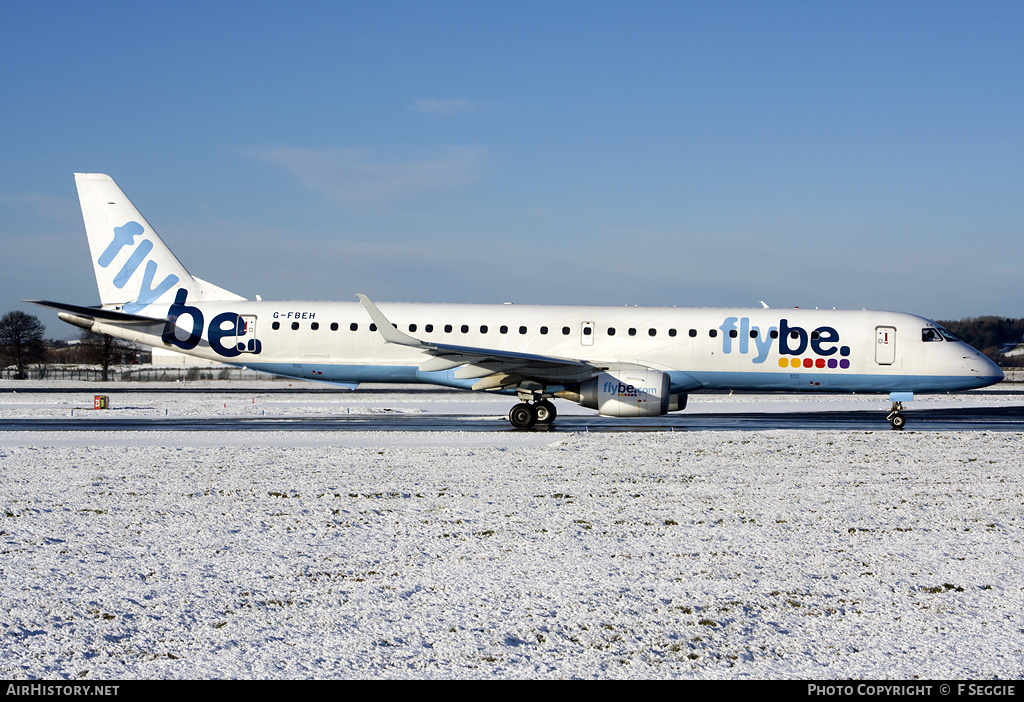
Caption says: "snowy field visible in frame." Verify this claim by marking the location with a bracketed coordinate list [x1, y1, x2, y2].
[1, 382, 1022, 679]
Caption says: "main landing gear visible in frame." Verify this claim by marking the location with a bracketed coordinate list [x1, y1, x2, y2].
[508, 399, 557, 428]
[887, 401, 907, 430]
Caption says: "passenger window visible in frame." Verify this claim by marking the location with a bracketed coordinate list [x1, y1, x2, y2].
[500, 325, 508, 334]
[649, 329, 657, 337]
[608, 327, 616, 336]
[583, 326, 592, 335]
[729, 329, 737, 338]
[461, 324, 469, 333]
[409, 323, 417, 332]
[562, 326, 570, 335]
[540, 326, 548, 335]
[770, 330, 779, 339]
[425, 324, 433, 333]
[369, 323, 377, 332]
[519, 326, 527, 334]
[480, 325, 488, 334]
[750, 330, 758, 338]
[444, 324, 453, 333]
[311, 322, 319, 331]
[330, 322, 338, 331]
[350, 323, 358, 332]
[272, 321, 280, 330]
[688, 329, 696, 337]
[291, 322, 299, 330]
[668, 329, 676, 337]
[709, 329, 717, 338]
[628, 328, 636, 337]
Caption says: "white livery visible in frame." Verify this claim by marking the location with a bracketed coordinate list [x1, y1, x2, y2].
[31, 173, 1004, 429]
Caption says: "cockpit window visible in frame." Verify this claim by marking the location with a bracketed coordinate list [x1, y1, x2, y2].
[922, 326, 961, 342]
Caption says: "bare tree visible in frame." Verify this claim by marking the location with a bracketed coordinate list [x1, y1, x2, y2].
[0, 311, 47, 379]
[77, 330, 139, 381]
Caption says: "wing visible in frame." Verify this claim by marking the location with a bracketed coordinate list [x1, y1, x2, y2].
[358, 294, 624, 391]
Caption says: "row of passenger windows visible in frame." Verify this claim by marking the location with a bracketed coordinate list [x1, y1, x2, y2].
[268, 320, 807, 340]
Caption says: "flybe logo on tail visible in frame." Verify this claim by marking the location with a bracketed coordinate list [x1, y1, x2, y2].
[719, 317, 852, 369]
[162, 289, 262, 357]
[98, 221, 180, 313]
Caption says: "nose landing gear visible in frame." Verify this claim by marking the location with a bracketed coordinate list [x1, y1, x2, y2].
[886, 398, 911, 430]
[887, 403, 906, 430]
[508, 399, 558, 428]
[885, 392, 913, 430]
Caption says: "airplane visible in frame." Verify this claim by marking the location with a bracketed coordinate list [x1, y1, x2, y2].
[30, 173, 1003, 430]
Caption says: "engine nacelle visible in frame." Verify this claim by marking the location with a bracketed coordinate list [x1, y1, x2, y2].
[579, 369, 672, 417]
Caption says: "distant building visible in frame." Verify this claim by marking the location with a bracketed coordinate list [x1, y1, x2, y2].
[150, 347, 226, 367]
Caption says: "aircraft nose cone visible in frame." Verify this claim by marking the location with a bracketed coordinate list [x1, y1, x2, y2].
[986, 355, 1005, 383]
[970, 351, 1003, 385]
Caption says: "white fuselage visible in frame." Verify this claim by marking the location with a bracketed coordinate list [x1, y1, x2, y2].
[82, 299, 1003, 396]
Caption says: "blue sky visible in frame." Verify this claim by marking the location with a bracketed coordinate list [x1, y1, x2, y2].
[2, 1, 1023, 338]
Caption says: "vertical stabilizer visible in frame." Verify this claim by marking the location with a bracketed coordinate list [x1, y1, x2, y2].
[75, 173, 244, 313]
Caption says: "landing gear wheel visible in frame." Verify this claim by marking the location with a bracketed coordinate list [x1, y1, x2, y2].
[509, 402, 537, 429]
[887, 400, 907, 431]
[533, 400, 557, 425]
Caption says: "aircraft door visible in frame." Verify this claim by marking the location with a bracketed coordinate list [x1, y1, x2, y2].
[581, 321, 595, 346]
[875, 326, 896, 365]
[235, 315, 259, 354]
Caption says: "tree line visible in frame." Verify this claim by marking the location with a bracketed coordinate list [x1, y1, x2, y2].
[0, 310, 143, 380]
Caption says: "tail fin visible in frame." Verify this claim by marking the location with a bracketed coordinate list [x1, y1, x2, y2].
[75, 173, 244, 314]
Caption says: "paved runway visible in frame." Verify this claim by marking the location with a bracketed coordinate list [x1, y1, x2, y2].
[2, 405, 1023, 432]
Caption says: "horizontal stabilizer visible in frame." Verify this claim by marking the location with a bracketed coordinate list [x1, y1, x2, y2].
[25, 299, 165, 325]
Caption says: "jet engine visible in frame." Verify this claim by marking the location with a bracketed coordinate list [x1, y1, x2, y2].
[559, 369, 685, 417]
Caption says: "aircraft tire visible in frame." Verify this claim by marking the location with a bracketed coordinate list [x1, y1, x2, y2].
[889, 413, 906, 430]
[533, 400, 557, 424]
[509, 403, 537, 428]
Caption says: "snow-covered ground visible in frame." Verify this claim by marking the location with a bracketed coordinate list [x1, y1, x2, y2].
[1, 379, 1022, 420]
[1, 383, 1022, 679]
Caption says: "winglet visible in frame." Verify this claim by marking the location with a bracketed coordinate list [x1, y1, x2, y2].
[357, 294, 429, 348]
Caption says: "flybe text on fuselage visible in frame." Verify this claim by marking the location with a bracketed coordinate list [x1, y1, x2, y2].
[163, 290, 262, 356]
[718, 316, 852, 369]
